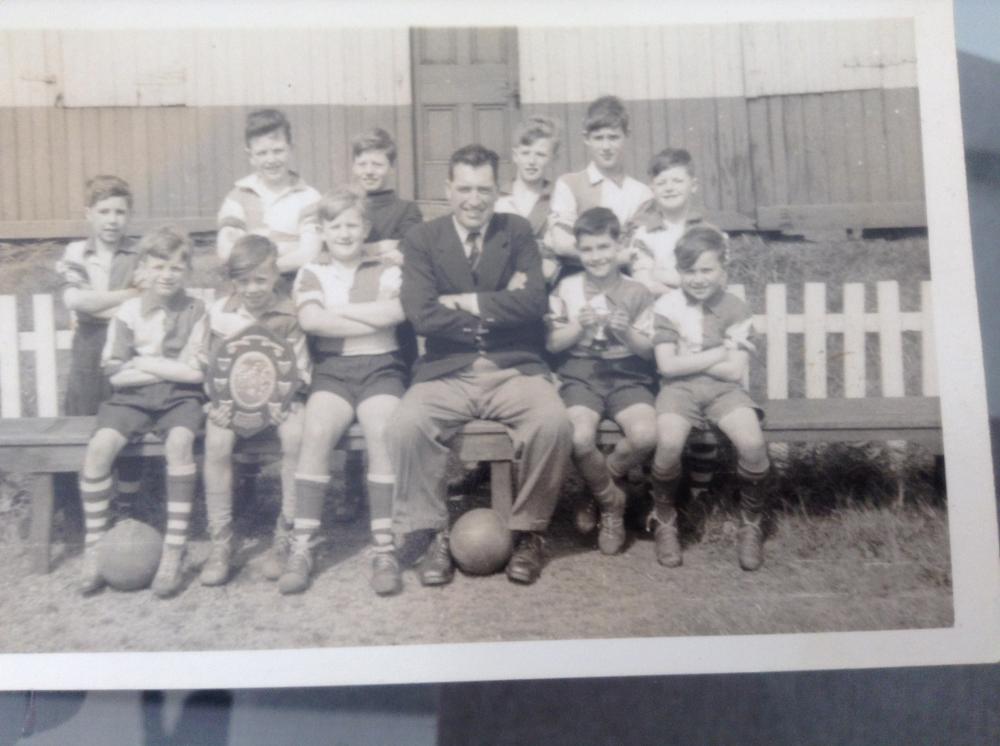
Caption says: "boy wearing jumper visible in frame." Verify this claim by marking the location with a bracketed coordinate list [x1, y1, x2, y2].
[284, 188, 408, 596]
[546, 208, 658, 554]
[549, 96, 652, 272]
[650, 226, 769, 571]
[628, 148, 702, 297]
[495, 115, 561, 283]
[351, 127, 424, 265]
[78, 227, 206, 597]
[217, 109, 322, 284]
[190, 235, 310, 587]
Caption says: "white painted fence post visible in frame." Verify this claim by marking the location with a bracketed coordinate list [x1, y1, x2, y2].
[32, 295, 59, 417]
[0, 296, 22, 417]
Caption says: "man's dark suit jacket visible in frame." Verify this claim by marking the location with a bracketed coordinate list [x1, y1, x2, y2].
[400, 211, 550, 383]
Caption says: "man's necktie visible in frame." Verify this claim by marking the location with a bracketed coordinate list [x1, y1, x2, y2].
[466, 230, 481, 271]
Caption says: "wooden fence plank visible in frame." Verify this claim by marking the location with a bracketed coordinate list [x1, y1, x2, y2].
[766, 283, 788, 400]
[0, 282, 938, 420]
[0, 297, 21, 417]
[32, 295, 59, 417]
[877, 280, 905, 396]
[842, 283, 866, 398]
[921, 280, 938, 396]
[803, 282, 827, 398]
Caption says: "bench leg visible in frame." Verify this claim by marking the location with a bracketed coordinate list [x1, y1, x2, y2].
[489, 461, 513, 524]
[30, 473, 55, 574]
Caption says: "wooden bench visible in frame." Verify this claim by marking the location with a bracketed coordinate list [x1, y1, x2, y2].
[0, 417, 518, 574]
[0, 395, 942, 575]
[0, 280, 944, 574]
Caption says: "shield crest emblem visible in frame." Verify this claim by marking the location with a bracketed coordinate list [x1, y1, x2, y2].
[206, 323, 301, 438]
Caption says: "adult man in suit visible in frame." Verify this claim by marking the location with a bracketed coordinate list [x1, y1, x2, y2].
[388, 143, 573, 587]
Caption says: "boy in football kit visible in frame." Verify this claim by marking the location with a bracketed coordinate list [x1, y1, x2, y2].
[189, 235, 310, 587]
[283, 188, 408, 596]
[57, 175, 145, 509]
[546, 208, 658, 554]
[216, 108, 322, 285]
[650, 225, 770, 571]
[77, 227, 206, 597]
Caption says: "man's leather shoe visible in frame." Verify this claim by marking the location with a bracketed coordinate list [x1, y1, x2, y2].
[418, 531, 454, 586]
[506, 531, 545, 585]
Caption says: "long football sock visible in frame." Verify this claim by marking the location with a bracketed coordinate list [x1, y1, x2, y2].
[80, 473, 113, 548]
[367, 473, 395, 553]
[164, 464, 197, 548]
[293, 473, 329, 544]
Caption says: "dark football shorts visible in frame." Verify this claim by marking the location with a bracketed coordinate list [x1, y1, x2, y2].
[557, 355, 655, 420]
[95, 381, 205, 441]
[655, 375, 763, 429]
[310, 350, 408, 408]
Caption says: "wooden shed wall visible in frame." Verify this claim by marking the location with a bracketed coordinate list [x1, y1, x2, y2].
[0, 20, 925, 237]
[0, 28, 414, 236]
[518, 21, 924, 232]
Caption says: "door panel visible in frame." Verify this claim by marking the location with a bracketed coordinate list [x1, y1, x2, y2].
[412, 28, 519, 200]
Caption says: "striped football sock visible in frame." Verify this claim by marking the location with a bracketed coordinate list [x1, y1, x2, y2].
[164, 464, 197, 548]
[80, 473, 113, 547]
[367, 474, 395, 553]
[293, 474, 329, 544]
[116, 473, 141, 518]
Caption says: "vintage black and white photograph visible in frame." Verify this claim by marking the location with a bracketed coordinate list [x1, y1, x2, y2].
[0, 0, 996, 689]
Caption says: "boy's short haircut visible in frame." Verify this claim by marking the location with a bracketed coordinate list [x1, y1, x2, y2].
[583, 95, 629, 136]
[226, 234, 278, 279]
[317, 187, 369, 224]
[85, 174, 133, 208]
[648, 148, 694, 179]
[245, 109, 292, 146]
[137, 226, 194, 266]
[674, 225, 728, 271]
[448, 144, 500, 182]
[573, 206, 621, 241]
[351, 127, 398, 165]
[514, 115, 560, 153]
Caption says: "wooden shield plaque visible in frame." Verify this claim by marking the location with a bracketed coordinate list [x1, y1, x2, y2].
[206, 324, 300, 438]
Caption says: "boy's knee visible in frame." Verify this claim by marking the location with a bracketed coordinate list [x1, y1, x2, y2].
[85, 429, 125, 473]
[570, 424, 597, 455]
[736, 440, 769, 472]
[653, 431, 686, 465]
[164, 428, 195, 462]
[626, 420, 658, 453]
[279, 423, 303, 455]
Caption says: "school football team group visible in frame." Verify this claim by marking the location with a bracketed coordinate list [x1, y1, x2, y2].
[59, 93, 770, 599]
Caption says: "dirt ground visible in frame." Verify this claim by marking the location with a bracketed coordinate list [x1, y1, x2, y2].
[0, 468, 952, 654]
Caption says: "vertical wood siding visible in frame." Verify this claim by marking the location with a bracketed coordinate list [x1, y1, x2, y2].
[0, 21, 924, 234]
[0, 104, 415, 225]
[518, 21, 923, 232]
[0, 28, 415, 229]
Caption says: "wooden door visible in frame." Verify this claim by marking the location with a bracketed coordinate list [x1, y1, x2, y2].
[411, 28, 519, 201]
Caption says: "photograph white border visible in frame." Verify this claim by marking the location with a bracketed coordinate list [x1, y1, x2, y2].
[0, 0, 997, 690]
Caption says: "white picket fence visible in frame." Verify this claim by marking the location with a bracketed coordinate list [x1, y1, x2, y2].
[0, 281, 936, 418]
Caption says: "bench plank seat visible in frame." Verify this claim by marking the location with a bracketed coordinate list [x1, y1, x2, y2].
[0, 395, 942, 574]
